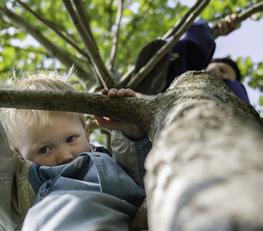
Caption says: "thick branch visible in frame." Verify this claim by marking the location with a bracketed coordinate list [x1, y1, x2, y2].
[106, 0, 124, 71]
[125, 0, 210, 89]
[63, 0, 115, 88]
[0, 89, 152, 134]
[144, 71, 263, 231]
[15, 0, 90, 60]
[212, 2, 263, 38]
[0, 6, 90, 82]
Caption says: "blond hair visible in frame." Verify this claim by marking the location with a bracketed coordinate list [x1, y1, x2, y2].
[1, 73, 86, 152]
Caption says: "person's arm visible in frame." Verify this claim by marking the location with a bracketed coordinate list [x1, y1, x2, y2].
[94, 88, 145, 140]
[111, 131, 151, 188]
[95, 88, 151, 187]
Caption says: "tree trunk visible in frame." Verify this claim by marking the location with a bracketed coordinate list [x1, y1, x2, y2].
[0, 71, 262, 230]
[144, 71, 263, 231]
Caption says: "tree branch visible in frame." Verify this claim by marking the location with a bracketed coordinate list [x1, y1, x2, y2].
[63, 0, 115, 88]
[162, 0, 204, 39]
[106, 0, 115, 32]
[0, 89, 152, 133]
[212, 1, 263, 38]
[4, 43, 49, 56]
[71, 0, 98, 58]
[106, 0, 124, 71]
[0, 5, 91, 82]
[15, 0, 91, 60]
[119, 0, 210, 88]
[125, 0, 211, 89]
[118, 15, 148, 87]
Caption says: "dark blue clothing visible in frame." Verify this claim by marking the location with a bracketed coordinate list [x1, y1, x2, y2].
[166, 20, 215, 88]
[224, 80, 250, 103]
[166, 20, 250, 104]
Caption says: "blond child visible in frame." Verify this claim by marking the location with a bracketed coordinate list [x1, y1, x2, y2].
[1, 75, 144, 166]
[0, 74, 149, 231]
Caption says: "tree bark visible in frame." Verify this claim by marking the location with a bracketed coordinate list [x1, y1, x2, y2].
[144, 71, 263, 231]
[0, 71, 262, 230]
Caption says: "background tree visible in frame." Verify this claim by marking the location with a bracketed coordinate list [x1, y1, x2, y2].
[0, 1, 262, 101]
[0, 0, 263, 230]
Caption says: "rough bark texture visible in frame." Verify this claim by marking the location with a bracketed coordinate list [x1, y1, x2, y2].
[0, 71, 262, 231]
[145, 71, 263, 231]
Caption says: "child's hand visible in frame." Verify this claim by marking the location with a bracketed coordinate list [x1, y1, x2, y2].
[95, 88, 145, 140]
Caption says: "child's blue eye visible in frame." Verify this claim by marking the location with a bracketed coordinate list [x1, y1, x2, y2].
[66, 135, 77, 143]
[39, 146, 51, 155]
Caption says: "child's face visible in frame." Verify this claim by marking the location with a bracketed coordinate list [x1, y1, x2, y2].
[207, 62, 236, 81]
[16, 113, 90, 166]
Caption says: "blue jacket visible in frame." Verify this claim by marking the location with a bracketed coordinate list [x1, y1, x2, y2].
[28, 147, 145, 207]
[166, 20, 250, 104]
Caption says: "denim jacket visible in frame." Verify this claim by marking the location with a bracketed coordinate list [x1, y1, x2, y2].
[0, 122, 150, 230]
[29, 150, 145, 207]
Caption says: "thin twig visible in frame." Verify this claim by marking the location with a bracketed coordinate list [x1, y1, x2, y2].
[0, 6, 91, 82]
[15, 0, 90, 60]
[107, 0, 115, 32]
[126, 0, 211, 89]
[63, 0, 115, 88]
[118, 14, 148, 86]
[119, 0, 205, 87]
[106, 0, 124, 71]
[212, 1, 263, 38]
[4, 43, 49, 56]
[163, 0, 204, 39]
[72, 0, 98, 56]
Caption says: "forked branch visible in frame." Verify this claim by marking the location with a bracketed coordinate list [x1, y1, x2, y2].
[125, 0, 210, 89]
[15, 0, 90, 60]
[63, 0, 115, 88]
[106, 0, 124, 71]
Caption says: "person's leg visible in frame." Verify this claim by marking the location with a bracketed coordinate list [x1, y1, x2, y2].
[22, 190, 137, 231]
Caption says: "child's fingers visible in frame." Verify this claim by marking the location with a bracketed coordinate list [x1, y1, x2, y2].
[102, 88, 136, 97]
[101, 88, 118, 97]
[117, 88, 136, 97]
[101, 89, 109, 95]
[126, 88, 136, 96]
[107, 88, 118, 97]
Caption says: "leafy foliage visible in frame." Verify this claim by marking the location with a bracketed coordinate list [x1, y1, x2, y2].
[0, 0, 262, 106]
